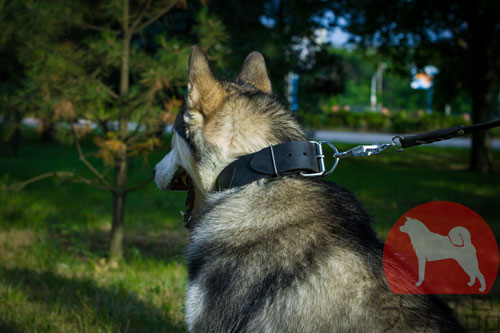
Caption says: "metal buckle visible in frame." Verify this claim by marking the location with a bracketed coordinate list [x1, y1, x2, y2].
[334, 143, 394, 158]
[300, 141, 340, 177]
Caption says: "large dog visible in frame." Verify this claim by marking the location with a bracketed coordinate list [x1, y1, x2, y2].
[154, 46, 463, 332]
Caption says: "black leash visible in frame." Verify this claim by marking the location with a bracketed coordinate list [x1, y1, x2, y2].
[394, 119, 500, 149]
[215, 119, 500, 191]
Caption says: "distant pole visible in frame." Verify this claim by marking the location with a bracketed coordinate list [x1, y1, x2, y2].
[426, 86, 434, 114]
[370, 63, 386, 112]
[286, 71, 299, 112]
[445, 103, 451, 116]
[370, 72, 377, 111]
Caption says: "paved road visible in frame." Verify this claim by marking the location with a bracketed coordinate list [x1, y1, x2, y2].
[312, 130, 500, 150]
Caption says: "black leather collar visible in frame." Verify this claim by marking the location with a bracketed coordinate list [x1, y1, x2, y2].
[215, 141, 324, 191]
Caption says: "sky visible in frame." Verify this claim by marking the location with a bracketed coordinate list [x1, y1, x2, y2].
[314, 27, 350, 46]
[260, 11, 351, 47]
[329, 27, 350, 46]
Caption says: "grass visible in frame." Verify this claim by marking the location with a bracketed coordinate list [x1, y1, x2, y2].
[1, 128, 500, 332]
[0, 131, 188, 332]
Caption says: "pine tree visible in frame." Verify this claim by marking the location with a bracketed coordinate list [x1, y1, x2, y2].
[2, 0, 229, 259]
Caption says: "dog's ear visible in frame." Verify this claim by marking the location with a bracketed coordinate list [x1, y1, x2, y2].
[238, 51, 272, 93]
[188, 45, 225, 116]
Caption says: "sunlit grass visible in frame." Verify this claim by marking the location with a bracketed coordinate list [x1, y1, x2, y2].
[0, 222, 187, 332]
[1, 129, 499, 331]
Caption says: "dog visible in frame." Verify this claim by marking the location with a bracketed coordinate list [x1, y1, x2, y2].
[154, 46, 463, 332]
[400, 216, 486, 292]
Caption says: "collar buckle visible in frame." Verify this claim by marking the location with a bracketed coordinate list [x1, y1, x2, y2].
[300, 141, 340, 177]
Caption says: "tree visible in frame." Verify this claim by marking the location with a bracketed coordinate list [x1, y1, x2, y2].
[3, 0, 228, 259]
[208, 0, 345, 97]
[158, 0, 347, 112]
[332, 0, 500, 172]
[0, 0, 31, 154]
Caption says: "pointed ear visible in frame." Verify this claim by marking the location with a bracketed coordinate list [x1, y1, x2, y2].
[238, 51, 272, 93]
[188, 45, 225, 116]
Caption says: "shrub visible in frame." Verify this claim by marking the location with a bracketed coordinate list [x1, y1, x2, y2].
[363, 112, 389, 130]
[329, 111, 348, 128]
[390, 112, 419, 133]
[345, 112, 364, 129]
[301, 105, 479, 135]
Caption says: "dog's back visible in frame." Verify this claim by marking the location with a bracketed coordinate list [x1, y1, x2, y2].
[186, 177, 462, 332]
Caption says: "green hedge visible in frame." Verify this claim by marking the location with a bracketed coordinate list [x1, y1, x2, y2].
[300, 110, 481, 134]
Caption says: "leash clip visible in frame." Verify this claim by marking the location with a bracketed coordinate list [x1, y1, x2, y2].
[334, 143, 393, 158]
[300, 141, 340, 177]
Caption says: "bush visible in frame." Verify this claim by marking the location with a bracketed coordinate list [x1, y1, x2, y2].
[329, 111, 348, 128]
[344, 112, 364, 129]
[300, 111, 324, 129]
[301, 107, 478, 135]
[389, 112, 419, 133]
[363, 112, 389, 130]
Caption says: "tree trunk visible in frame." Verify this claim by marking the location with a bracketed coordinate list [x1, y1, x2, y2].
[108, 0, 131, 260]
[40, 119, 54, 142]
[5, 109, 22, 156]
[109, 155, 128, 260]
[470, 97, 493, 173]
[468, 7, 497, 173]
[469, 60, 495, 173]
[11, 126, 21, 156]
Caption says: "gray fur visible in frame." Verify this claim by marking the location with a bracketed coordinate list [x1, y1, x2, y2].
[186, 179, 461, 332]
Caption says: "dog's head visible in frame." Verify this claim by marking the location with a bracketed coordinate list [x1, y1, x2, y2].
[399, 216, 423, 234]
[154, 46, 305, 220]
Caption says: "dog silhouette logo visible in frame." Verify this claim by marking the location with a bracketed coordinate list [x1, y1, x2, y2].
[383, 201, 498, 294]
[399, 217, 485, 292]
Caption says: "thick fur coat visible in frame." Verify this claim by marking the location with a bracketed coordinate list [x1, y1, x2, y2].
[154, 46, 463, 332]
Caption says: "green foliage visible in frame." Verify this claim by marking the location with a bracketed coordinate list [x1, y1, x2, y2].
[364, 112, 389, 130]
[1, 0, 230, 162]
[297, 47, 479, 131]
[331, 1, 500, 150]
[0, 131, 189, 330]
[301, 109, 476, 134]
[205, 0, 341, 94]
[389, 112, 418, 133]
[194, 7, 230, 70]
[324, 48, 433, 112]
[0, 1, 231, 259]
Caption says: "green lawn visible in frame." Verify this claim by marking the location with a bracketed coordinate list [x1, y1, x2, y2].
[1, 129, 499, 332]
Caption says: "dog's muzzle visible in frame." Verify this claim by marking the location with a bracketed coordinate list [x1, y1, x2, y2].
[154, 152, 195, 229]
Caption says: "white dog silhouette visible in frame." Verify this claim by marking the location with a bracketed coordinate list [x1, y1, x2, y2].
[399, 217, 485, 292]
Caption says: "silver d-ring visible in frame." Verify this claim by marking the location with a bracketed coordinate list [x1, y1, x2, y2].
[299, 141, 340, 177]
[319, 141, 340, 176]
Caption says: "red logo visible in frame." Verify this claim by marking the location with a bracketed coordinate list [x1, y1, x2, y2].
[383, 201, 498, 294]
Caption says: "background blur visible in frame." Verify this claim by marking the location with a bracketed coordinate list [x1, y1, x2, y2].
[1, 0, 500, 332]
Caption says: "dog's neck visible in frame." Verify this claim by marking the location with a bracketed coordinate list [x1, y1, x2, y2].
[185, 140, 323, 230]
